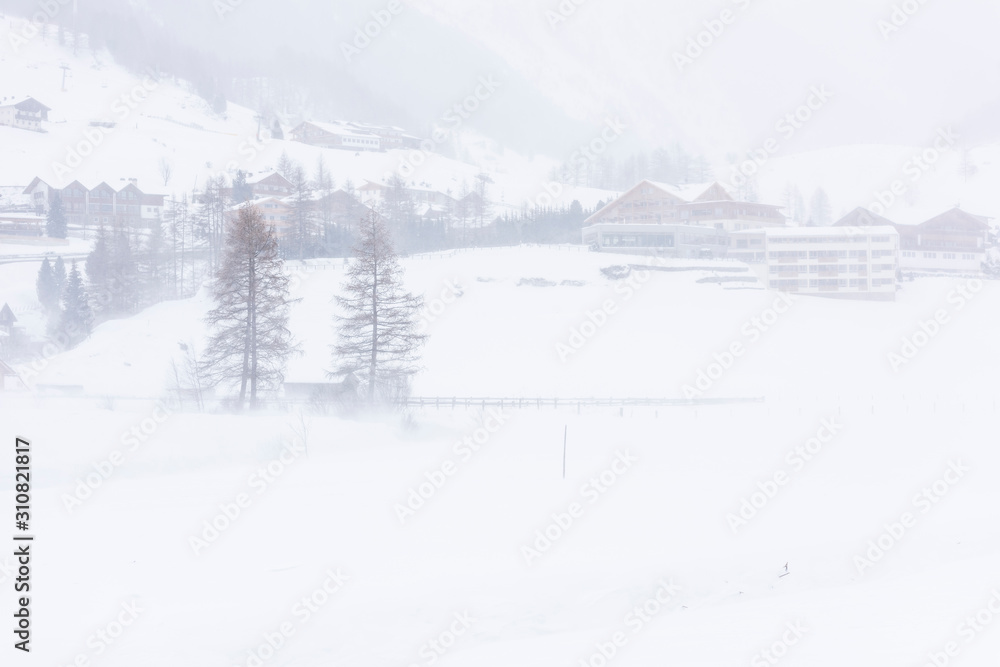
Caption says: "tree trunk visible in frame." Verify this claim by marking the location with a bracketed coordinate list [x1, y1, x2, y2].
[369, 245, 378, 404]
[250, 268, 259, 410]
[238, 256, 255, 409]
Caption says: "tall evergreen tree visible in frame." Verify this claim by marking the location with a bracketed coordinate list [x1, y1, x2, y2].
[165, 195, 190, 297]
[474, 172, 494, 228]
[339, 179, 361, 251]
[61, 261, 92, 344]
[809, 188, 833, 226]
[85, 226, 140, 317]
[289, 163, 316, 260]
[47, 193, 67, 238]
[201, 174, 229, 270]
[53, 256, 67, 295]
[201, 204, 297, 410]
[86, 226, 113, 312]
[110, 229, 140, 314]
[688, 155, 713, 183]
[276, 150, 295, 180]
[783, 183, 806, 224]
[959, 148, 979, 183]
[36, 258, 59, 312]
[332, 207, 426, 405]
[231, 170, 253, 204]
[456, 180, 472, 245]
[313, 155, 334, 244]
[143, 217, 169, 303]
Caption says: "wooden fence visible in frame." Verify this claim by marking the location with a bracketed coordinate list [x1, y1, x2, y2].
[399, 396, 765, 409]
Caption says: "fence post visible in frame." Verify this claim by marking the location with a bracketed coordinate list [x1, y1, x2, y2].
[562, 425, 567, 480]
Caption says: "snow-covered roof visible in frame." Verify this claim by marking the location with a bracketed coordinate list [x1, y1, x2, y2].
[918, 207, 991, 229]
[0, 302, 16, 324]
[642, 180, 727, 202]
[350, 121, 406, 133]
[302, 187, 361, 203]
[414, 202, 454, 216]
[246, 171, 292, 186]
[20, 176, 163, 196]
[833, 207, 897, 227]
[225, 195, 288, 213]
[763, 225, 898, 237]
[298, 120, 380, 141]
[0, 95, 49, 110]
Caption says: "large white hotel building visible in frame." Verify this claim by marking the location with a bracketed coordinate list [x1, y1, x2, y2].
[729, 226, 900, 301]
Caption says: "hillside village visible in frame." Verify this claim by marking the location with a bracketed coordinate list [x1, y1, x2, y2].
[0, 14, 995, 429]
[2, 4, 1000, 666]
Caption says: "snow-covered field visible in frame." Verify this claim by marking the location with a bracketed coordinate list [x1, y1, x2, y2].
[2, 5, 1000, 664]
[2, 245, 998, 665]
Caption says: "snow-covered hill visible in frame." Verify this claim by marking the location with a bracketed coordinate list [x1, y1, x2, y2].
[5, 14, 998, 229]
[1, 244, 998, 665]
[0, 18, 613, 211]
[12, 244, 997, 402]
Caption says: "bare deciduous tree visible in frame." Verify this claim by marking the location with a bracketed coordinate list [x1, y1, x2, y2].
[171, 341, 206, 412]
[202, 204, 298, 410]
[289, 163, 316, 260]
[159, 156, 173, 186]
[198, 174, 229, 271]
[474, 171, 494, 227]
[332, 207, 426, 405]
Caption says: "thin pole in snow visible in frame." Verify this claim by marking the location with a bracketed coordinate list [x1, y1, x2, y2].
[562, 425, 567, 480]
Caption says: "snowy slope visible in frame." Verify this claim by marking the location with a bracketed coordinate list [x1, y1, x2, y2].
[1, 245, 998, 666]
[2, 11, 1000, 665]
[0, 18, 613, 211]
[14, 245, 996, 404]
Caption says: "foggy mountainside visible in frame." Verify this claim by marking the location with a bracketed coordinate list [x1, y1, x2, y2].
[0, 1, 999, 665]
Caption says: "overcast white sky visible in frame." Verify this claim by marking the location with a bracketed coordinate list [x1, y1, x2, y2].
[398, 0, 1000, 156]
[16, 0, 998, 159]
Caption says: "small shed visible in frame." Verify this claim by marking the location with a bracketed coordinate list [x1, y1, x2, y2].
[0, 302, 16, 333]
[284, 373, 359, 403]
[0, 359, 26, 391]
